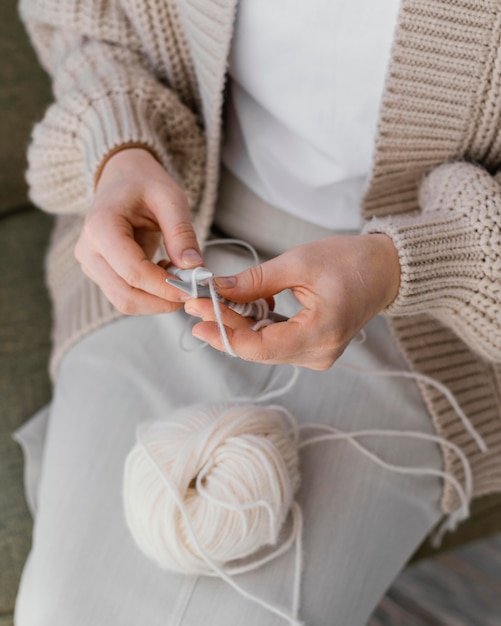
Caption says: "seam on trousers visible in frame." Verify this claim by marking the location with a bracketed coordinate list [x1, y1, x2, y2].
[169, 575, 199, 626]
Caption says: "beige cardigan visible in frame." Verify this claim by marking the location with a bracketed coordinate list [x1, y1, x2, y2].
[20, 0, 501, 514]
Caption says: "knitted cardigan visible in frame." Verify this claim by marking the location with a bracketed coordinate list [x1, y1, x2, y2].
[19, 0, 501, 514]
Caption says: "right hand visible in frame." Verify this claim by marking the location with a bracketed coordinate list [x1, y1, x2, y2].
[75, 147, 204, 315]
[188, 234, 400, 370]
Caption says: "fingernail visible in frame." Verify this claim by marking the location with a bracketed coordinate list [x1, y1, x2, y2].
[185, 302, 200, 316]
[181, 248, 203, 266]
[214, 275, 237, 289]
[192, 327, 204, 340]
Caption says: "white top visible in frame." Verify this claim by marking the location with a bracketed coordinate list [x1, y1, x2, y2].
[222, 0, 401, 230]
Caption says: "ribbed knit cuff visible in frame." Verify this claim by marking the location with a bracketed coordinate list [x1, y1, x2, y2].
[26, 83, 206, 217]
[363, 160, 501, 362]
[79, 86, 204, 196]
[362, 209, 481, 317]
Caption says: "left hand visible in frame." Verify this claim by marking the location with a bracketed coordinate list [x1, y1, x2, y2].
[184, 234, 401, 370]
[74, 148, 204, 315]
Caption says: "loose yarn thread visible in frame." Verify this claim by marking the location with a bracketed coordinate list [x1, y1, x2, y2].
[123, 387, 482, 624]
[123, 239, 488, 624]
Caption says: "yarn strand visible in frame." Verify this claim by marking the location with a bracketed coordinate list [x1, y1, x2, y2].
[204, 238, 260, 266]
[338, 361, 487, 453]
[208, 278, 237, 357]
[299, 428, 471, 526]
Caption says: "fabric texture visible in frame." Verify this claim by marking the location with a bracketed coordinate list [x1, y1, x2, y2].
[222, 0, 401, 229]
[18, 0, 501, 513]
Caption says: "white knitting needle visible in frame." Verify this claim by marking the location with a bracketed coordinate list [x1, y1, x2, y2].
[167, 265, 214, 283]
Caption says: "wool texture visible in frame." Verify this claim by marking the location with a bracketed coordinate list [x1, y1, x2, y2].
[123, 403, 300, 574]
[19, 0, 501, 513]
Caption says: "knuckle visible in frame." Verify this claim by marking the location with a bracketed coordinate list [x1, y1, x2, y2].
[167, 184, 188, 206]
[74, 238, 84, 264]
[123, 264, 143, 289]
[105, 278, 138, 315]
[79, 262, 94, 281]
[246, 264, 266, 293]
[74, 241, 95, 280]
[234, 333, 268, 363]
[83, 211, 102, 240]
[111, 291, 136, 315]
[169, 219, 196, 243]
[241, 350, 266, 364]
[287, 247, 307, 271]
[152, 182, 189, 213]
[243, 344, 274, 364]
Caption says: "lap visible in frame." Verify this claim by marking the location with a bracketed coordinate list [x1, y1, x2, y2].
[15, 302, 443, 626]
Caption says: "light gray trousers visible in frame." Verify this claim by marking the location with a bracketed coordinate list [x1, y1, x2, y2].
[14, 172, 443, 626]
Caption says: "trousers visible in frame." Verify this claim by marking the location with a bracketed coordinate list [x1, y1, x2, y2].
[14, 171, 443, 625]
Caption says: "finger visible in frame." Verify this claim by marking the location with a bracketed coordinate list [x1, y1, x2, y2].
[192, 316, 311, 363]
[148, 184, 204, 269]
[80, 212, 187, 302]
[184, 298, 255, 330]
[78, 248, 183, 315]
[213, 252, 302, 302]
[193, 319, 340, 369]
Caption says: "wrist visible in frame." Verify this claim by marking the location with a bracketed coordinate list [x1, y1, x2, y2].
[367, 233, 401, 309]
[94, 143, 161, 191]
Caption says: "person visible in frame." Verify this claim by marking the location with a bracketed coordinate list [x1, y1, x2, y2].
[13, 0, 501, 624]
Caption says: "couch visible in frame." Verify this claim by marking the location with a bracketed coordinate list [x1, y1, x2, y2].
[1, 2, 500, 624]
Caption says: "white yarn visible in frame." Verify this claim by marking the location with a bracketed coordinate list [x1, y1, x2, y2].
[204, 238, 261, 266]
[338, 361, 488, 454]
[208, 278, 238, 357]
[124, 403, 300, 575]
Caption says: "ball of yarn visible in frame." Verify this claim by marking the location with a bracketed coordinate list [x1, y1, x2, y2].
[123, 403, 300, 575]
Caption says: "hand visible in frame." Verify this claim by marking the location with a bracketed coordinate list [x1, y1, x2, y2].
[185, 235, 400, 370]
[75, 148, 204, 314]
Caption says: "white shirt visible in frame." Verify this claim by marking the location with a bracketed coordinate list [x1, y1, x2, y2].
[222, 0, 401, 230]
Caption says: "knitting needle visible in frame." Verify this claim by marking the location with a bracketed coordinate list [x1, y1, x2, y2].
[167, 265, 214, 283]
[166, 278, 289, 323]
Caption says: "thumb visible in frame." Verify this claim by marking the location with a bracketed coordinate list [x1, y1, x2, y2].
[150, 184, 203, 268]
[214, 254, 297, 301]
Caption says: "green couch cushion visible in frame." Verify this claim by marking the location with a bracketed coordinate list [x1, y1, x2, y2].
[0, 1, 51, 214]
[409, 492, 501, 563]
[0, 206, 53, 614]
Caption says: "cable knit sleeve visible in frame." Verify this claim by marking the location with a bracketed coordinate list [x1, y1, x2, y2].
[19, 0, 205, 216]
[362, 161, 501, 363]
